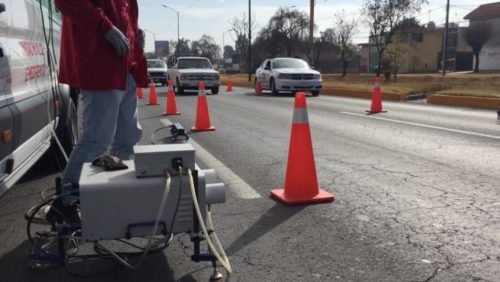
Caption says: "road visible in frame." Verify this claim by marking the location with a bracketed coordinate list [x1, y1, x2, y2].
[1, 86, 499, 282]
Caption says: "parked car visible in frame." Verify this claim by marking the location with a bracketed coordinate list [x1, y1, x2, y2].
[0, 1, 78, 197]
[255, 57, 322, 96]
[167, 57, 220, 94]
[147, 59, 168, 86]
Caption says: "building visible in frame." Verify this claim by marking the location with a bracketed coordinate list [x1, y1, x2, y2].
[438, 24, 473, 72]
[464, 2, 500, 71]
[364, 24, 473, 73]
[399, 27, 443, 72]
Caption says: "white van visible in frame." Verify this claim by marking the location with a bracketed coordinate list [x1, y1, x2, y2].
[0, 0, 78, 197]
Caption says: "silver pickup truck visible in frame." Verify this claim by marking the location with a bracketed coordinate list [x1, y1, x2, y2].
[167, 57, 220, 94]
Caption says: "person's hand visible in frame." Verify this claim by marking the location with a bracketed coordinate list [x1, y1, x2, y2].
[104, 26, 130, 56]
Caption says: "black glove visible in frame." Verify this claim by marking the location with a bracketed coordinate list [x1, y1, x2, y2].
[104, 26, 130, 56]
[92, 154, 128, 171]
[138, 29, 145, 50]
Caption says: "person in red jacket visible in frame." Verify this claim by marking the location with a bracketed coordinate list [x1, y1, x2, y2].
[55, 0, 148, 185]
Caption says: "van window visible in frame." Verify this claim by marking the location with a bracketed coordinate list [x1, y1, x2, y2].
[2, 1, 29, 29]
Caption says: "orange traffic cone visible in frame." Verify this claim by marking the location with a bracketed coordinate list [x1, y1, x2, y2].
[226, 80, 233, 92]
[137, 87, 144, 99]
[148, 80, 159, 105]
[270, 92, 334, 205]
[255, 80, 263, 96]
[191, 82, 215, 132]
[366, 77, 386, 114]
[163, 80, 180, 116]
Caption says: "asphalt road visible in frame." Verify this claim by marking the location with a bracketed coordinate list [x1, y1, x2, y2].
[1, 86, 499, 282]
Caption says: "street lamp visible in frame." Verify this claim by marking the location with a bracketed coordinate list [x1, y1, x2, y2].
[142, 29, 156, 56]
[161, 4, 179, 54]
[248, 0, 251, 82]
[309, 0, 315, 66]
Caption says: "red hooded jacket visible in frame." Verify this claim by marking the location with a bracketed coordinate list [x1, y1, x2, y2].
[55, 0, 148, 90]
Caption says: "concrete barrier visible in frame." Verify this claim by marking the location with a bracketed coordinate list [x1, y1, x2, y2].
[427, 94, 500, 110]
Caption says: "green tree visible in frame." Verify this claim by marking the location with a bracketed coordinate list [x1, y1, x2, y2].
[267, 7, 309, 56]
[171, 38, 191, 56]
[191, 34, 220, 64]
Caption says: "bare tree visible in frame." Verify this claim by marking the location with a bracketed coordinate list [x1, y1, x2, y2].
[312, 28, 336, 69]
[230, 13, 255, 72]
[465, 21, 493, 73]
[364, 0, 427, 76]
[332, 12, 358, 77]
[384, 33, 407, 81]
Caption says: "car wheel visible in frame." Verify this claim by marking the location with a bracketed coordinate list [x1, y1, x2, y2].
[311, 90, 320, 97]
[211, 87, 219, 95]
[270, 78, 278, 96]
[176, 78, 184, 95]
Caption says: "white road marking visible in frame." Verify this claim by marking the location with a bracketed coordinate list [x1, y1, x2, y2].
[340, 112, 500, 140]
[161, 119, 262, 199]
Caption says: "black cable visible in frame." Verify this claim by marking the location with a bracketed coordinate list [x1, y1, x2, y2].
[38, 0, 73, 172]
[150, 126, 169, 145]
[64, 240, 123, 278]
[166, 168, 183, 242]
[92, 239, 169, 257]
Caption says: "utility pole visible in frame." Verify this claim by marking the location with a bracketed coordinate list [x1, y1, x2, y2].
[309, 0, 315, 66]
[248, 0, 252, 82]
[442, 0, 450, 76]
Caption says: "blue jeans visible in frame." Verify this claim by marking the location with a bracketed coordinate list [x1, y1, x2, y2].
[62, 73, 142, 184]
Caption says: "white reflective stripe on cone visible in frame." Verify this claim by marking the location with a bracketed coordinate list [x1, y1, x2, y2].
[198, 89, 206, 96]
[374, 82, 381, 88]
[292, 108, 309, 124]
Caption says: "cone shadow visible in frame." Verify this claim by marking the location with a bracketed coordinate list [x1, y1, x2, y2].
[225, 203, 305, 256]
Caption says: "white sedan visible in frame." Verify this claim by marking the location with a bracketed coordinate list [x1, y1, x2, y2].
[255, 57, 322, 96]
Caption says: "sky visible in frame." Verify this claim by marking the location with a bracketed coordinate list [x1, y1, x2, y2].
[138, 0, 496, 54]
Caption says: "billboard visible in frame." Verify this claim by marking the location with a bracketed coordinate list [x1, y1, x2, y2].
[155, 41, 169, 58]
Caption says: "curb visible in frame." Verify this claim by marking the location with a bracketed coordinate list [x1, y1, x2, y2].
[321, 88, 403, 101]
[427, 94, 500, 110]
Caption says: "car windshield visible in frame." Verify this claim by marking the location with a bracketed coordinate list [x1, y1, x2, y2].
[177, 58, 212, 69]
[147, 60, 167, 68]
[272, 58, 309, 69]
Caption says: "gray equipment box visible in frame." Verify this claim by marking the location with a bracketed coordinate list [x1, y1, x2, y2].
[134, 144, 195, 177]
[79, 161, 206, 241]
